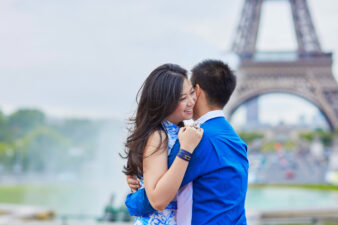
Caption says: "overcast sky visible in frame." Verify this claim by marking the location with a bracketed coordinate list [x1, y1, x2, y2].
[0, 0, 337, 126]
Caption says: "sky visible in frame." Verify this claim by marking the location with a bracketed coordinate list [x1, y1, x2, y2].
[0, 0, 337, 126]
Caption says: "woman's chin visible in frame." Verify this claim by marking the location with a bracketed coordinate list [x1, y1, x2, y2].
[182, 114, 193, 120]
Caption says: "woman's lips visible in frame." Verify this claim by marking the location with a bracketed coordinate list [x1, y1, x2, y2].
[184, 109, 193, 114]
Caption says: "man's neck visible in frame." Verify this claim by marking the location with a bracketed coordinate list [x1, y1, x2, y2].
[194, 104, 222, 121]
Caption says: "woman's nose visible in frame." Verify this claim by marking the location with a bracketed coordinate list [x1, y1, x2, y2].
[187, 95, 195, 106]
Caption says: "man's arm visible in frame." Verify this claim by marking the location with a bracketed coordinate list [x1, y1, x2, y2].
[125, 187, 156, 216]
[124, 175, 155, 217]
[167, 134, 213, 188]
[178, 136, 212, 187]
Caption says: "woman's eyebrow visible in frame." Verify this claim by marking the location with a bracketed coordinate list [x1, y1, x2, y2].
[181, 87, 194, 96]
[180, 91, 190, 96]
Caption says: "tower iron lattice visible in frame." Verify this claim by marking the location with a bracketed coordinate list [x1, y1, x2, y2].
[226, 0, 338, 130]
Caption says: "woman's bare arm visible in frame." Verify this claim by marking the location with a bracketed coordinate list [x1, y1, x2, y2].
[143, 127, 203, 211]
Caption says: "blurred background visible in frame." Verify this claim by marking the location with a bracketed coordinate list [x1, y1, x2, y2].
[0, 0, 338, 224]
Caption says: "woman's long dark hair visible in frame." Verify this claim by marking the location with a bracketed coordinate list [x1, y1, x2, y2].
[122, 63, 187, 177]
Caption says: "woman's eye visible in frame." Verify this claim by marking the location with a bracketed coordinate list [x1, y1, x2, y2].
[180, 97, 186, 101]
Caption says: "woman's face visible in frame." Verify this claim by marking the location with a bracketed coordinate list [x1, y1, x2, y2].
[167, 78, 196, 124]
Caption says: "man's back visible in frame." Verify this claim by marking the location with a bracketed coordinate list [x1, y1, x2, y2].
[172, 116, 248, 224]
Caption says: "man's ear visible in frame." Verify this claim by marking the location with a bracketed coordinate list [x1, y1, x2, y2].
[195, 84, 201, 97]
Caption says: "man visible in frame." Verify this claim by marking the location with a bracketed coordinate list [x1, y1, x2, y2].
[126, 59, 248, 224]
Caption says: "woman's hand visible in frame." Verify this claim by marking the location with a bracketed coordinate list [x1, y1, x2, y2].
[178, 126, 204, 153]
[126, 175, 140, 192]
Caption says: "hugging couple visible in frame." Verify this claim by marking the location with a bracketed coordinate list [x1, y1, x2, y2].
[122, 59, 248, 225]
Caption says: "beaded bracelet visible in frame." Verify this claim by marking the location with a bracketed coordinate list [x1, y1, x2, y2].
[177, 148, 192, 161]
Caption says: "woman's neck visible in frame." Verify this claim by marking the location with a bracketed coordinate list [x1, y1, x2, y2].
[165, 118, 178, 125]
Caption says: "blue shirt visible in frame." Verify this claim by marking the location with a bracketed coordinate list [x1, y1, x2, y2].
[125, 116, 248, 224]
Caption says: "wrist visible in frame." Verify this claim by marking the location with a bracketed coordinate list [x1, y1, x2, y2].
[177, 148, 192, 162]
[180, 145, 193, 153]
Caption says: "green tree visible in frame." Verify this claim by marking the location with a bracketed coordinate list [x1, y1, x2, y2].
[0, 110, 11, 142]
[53, 119, 103, 160]
[239, 132, 264, 144]
[261, 142, 275, 152]
[14, 127, 71, 173]
[299, 129, 333, 146]
[56, 119, 101, 143]
[0, 142, 15, 171]
[8, 109, 46, 138]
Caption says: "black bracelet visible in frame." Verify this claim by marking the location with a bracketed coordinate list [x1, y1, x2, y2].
[177, 148, 192, 161]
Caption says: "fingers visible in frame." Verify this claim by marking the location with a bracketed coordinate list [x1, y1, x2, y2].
[178, 127, 187, 138]
[192, 121, 201, 128]
[178, 126, 204, 153]
[127, 178, 140, 186]
[126, 175, 140, 191]
[192, 127, 203, 137]
[191, 126, 203, 138]
[127, 176, 140, 185]
[183, 126, 203, 134]
[130, 185, 140, 192]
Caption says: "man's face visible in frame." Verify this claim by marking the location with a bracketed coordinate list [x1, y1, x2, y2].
[191, 81, 200, 120]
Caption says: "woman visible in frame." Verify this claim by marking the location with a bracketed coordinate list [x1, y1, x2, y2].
[122, 63, 203, 224]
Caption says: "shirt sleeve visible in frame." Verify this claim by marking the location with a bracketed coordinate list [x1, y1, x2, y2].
[179, 135, 215, 187]
[125, 188, 156, 216]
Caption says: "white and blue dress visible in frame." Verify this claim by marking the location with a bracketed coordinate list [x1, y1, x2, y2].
[134, 120, 179, 225]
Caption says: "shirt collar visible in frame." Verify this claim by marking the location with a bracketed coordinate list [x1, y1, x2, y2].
[195, 110, 225, 125]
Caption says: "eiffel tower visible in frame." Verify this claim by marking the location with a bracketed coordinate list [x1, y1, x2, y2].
[226, 0, 338, 130]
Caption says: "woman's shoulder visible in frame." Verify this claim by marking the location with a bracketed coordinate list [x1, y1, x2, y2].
[148, 129, 166, 144]
[144, 130, 167, 156]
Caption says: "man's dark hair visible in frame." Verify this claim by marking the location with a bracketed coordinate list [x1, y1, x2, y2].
[191, 59, 236, 108]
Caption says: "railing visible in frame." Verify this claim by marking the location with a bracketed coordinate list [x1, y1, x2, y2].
[247, 207, 338, 225]
[237, 51, 333, 62]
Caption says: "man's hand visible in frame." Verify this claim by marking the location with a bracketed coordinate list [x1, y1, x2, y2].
[126, 175, 140, 192]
